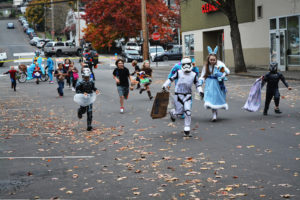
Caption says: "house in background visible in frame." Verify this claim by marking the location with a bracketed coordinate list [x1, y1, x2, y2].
[181, 0, 300, 71]
[64, 10, 86, 46]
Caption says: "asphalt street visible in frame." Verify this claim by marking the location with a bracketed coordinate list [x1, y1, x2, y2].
[0, 19, 300, 200]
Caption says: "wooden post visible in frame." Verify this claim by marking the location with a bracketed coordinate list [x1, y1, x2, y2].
[141, 0, 149, 60]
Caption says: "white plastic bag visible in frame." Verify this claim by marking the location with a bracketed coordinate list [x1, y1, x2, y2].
[74, 93, 97, 106]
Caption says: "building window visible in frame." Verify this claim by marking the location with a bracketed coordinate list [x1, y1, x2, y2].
[184, 34, 194, 59]
[287, 16, 300, 65]
[257, 5, 263, 19]
[270, 18, 276, 30]
[279, 18, 286, 29]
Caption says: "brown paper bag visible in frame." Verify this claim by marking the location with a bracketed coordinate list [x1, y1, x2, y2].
[150, 91, 170, 119]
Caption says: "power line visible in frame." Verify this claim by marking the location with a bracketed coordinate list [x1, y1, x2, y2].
[0, 0, 77, 9]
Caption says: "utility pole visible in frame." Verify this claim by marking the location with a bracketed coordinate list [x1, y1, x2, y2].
[44, 0, 46, 39]
[141, 0, 149, 60]
[77, 0, 80, 46]
[51, 0, 54, 40]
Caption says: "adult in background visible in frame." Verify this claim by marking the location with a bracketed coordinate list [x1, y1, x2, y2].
[113, 59, 134, 113]
[46, 55, 54, 84]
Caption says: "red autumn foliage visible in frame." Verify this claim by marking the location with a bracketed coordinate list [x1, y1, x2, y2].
[82, 0, 179, 49]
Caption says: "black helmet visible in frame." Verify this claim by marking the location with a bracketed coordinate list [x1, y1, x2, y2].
[269, 62, 278, 73]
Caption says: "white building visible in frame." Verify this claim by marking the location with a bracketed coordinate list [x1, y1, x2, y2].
[65, 10, 86, 46]
[181, 0, 300, 71]
[13, 0, 23, 6]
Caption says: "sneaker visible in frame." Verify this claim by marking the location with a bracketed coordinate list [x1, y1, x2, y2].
[139, 89, 145, 94]
[72, 87, 75, 92]
[263, 111, 268, 115]
[87, 126, 93, 131]
[169, 111, 176, 122]
[120, 107, 124, 114]
[274, 108, 282, 114]
[211, 111, 217, 122]
[149, 96, 153, 100]
[78, 109, 82, 119]
[183, 127, 192, 137]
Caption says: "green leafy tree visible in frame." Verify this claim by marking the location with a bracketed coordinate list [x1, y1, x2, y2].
[25, 0, 45, 30]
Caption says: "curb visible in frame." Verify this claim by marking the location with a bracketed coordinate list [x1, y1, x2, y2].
[234, 72, 300, 81]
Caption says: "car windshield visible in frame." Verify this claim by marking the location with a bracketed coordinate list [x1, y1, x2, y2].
[149, 47, 164, 53]
[127, 43, 137, 46]
[126, 50, 139, 54]
[45, 43, 53, 47]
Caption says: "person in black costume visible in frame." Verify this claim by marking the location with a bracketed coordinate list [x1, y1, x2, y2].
[76, 68, 100, 131]
[262, 62, 292, 115]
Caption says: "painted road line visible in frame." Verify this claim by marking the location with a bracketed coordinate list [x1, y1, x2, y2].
[0, 156, 95, 159]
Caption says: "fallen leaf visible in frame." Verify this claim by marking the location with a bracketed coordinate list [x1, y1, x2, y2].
[72, 174, 78, 179]
[66, 190, 73, 194]
[179, 193, 185, 197]
[133, 192, 140, 195]
[83, 187, 94, 192]
[117, 176, 127, 181]
[280, 194, 295, 198]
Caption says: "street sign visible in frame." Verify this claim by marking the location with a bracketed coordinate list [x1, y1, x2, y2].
[152, 32, 160, 41]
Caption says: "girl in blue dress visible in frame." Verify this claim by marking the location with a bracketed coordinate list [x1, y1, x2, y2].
[199, 47, 230, 122]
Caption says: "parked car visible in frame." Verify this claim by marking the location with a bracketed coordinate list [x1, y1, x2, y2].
[121, 49, 143, 63]
[149, 46, 165, 62]
[21, 19, 27, 25]
[0, 49, 7, 67]
[123, 42, 141, 52]
[23, 24, 29, 32]
[29, 37, 41, 46]
[153, 46, 182, 61]
[37, 39, 52, 49]
[44, 41, 82, 57]
[29, 32, 38, 40]
[26, 28, 34, 35]
[7, 22, 14, 29]
[19, 16, 25, 22]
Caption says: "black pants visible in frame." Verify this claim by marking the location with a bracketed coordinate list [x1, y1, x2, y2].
[264, 89, 280, 112]
[72, 79, 77, 88]
[66, 76, 71, 87]
[78, 104, 93, 128]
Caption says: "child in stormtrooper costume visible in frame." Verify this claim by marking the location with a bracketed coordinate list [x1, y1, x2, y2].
[162, 58, 202, 137]
[76, 68, 100, 131]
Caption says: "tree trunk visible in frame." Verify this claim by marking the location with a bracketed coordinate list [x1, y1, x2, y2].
[227, 1, 247, 73]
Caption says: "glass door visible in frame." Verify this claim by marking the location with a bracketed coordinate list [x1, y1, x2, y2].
[270, 32, 277, 63]
[279, 30, 286, 70]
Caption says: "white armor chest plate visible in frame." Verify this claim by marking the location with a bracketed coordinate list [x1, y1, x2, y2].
[175, 70, 196, 94]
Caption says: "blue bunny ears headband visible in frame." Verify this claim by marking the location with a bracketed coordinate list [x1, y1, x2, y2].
[207, 46, 218, 55]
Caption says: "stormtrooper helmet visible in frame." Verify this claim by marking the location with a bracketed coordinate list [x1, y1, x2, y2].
[181, 58, 193, 73]
[269, 62, 278, 73]
[82, 68, 91, 78]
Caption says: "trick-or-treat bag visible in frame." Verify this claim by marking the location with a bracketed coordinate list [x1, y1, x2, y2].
[242, 78, 262, 112]
[74, 93, 97, 107]
[150, 91, 170, 119]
